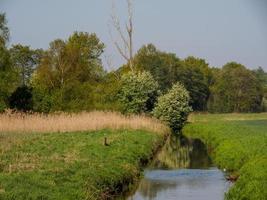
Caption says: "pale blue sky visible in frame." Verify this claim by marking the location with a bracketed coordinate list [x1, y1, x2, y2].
[1, 0, 267, 70]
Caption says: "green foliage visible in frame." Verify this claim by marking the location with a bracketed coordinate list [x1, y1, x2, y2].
[0, 18, 266, 115]
[34, 32, 105, 90]
[253, 67, 267, 111]
[118, 71, 160, 114]
[31, 85, 52, 113]
[131, 44, 211, 111]
[90, 73, 122, 111]
[0, 129, 165, 200]
[183, 56, 213, 85]
[262, 97, 267, 112]
[49, 82, 94, 112]
[181, 57, 211, 110]
[208, 62, 263, 113]
[132, 45, 267, 113]
[133, 44, 180, 91]
[8, 86, 33, 111]
[31, 32, 107, 112]
[10, 44, 42, 86]
[183, 113, 267, 200]
[32, 72, 122, 113]
[0, 13, 19, 112]
[153, 83, 192, 132]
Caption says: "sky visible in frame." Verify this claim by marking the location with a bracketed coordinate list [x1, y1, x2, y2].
[1, 0, 267, 70]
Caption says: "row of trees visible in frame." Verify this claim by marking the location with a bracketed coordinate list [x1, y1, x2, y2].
[1, 13, 266, 114]
[128, 44, 266, 113]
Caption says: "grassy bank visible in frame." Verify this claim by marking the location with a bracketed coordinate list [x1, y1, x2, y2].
[0, 112, 169, 200]
[183, 113, 267, 200]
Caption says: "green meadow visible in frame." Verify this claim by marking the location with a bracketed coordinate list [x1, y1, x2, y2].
[0, 129, 167, 200]
[183, 113, 267, 200]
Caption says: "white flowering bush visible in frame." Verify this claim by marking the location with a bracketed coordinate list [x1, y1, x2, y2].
[119, 71, 159, 114]
[153, 83, 192, 133]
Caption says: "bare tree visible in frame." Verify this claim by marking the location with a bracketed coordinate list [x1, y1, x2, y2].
[109, 0, 134, 71]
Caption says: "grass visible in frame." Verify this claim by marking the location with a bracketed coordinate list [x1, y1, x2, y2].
[0, 112, 169, 200]
[0, 130, 167, 200]
[188, 112, 267, 122]
[183, 113, 267, 200]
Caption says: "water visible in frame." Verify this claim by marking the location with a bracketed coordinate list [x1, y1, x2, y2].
[127, 136, 231, 200]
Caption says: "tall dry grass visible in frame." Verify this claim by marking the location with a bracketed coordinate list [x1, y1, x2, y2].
[0, 111, 169, 135]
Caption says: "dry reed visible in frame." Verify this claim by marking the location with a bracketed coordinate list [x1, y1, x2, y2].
[0, 111, 169, 135]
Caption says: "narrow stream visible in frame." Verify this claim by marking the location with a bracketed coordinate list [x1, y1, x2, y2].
[127, 135, 231, 200]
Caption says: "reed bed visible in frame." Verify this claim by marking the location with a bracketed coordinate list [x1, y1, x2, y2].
[0, 111, 169, 135]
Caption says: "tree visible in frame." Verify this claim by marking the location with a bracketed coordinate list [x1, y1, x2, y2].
[153, 83, 192, 133]
[10, 44, 42, 86]
[110, 0, 134, 71]
[31, 82, 52, 113]
[32, 32, 105, 112]
[133, 44, 180, 91]
[253, 67, 267, 92]
[180, 57, 211, 111]
[0, 13, 19, 111]
[91, 72, 122, 111]
[183, 56, 213, 85]
[131, 45, 211, 111]
[9, 86, 33, 111]
[208, 62, 263, 113]
[253, 67, 267, 111]
[118, 71, 159, 114]
[34, 32, 105, 89]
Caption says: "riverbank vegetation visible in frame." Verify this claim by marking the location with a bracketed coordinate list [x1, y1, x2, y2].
[0, 112, 169, 200]
[153, 83, 192, 132]
[0, 130, 167, 200]
[0, 111, 168, 134]
[183, 113, 267, 200]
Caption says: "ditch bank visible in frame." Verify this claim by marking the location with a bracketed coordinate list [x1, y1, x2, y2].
[126, 135, 231, 200]
[182, 119, 267, 200]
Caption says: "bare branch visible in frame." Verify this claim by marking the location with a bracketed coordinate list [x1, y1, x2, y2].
[111, 2, 129, 50]
[114, 40, 129, 62]
[110, 0, 134, 71]
[104, 54, 119, 80]
[108, 24, 129, 62]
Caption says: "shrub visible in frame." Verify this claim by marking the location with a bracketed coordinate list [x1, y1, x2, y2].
[153, 82, 191, 133]
[118, 71, 160, 114]
[32, 87, 52, 113]
[9, 86, 33, 111]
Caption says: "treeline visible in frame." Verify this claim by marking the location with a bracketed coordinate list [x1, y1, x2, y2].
[0, 13, 267, 113]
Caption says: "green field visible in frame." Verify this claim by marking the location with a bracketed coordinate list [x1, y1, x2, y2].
[0, 130, 167, 200]
[183, 113, 267, 200]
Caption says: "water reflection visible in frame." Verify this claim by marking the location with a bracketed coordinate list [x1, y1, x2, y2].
[151, 135, 211, 169]
[127, 135, 230, 200]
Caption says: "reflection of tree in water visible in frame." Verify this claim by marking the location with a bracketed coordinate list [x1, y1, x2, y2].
[135, 179, 178, 200]
[189, 139, 212, 169]
[152, 135, 192, 169]
[151, 135, 211, 169]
